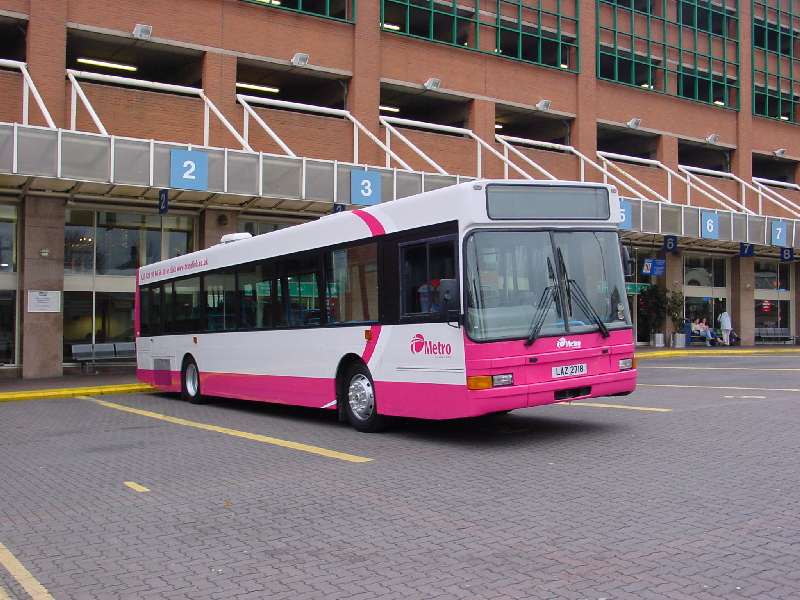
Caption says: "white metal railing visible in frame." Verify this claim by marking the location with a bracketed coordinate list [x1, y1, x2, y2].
[67, 70, 251, 151]
[379, 116, 531, 179]
[496, 136, 656, 202]
[596, 151, 762, 215]
[0, 59, 55, 129]
[236, 95, 413, 170]
[677, 165, 800, 217]
[753, 176, 800, 218]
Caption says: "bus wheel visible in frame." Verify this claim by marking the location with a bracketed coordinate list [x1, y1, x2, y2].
[181, 358, 203, 404]
[343, 364, 386, 433]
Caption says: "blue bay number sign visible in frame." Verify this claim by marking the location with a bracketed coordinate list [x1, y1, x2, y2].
[771, 220, 787, 247]
[170, 149, 209, 191]
[351, 170, 381, 206]
[700, 210, 719, 240]
[619, 199, 633, 230]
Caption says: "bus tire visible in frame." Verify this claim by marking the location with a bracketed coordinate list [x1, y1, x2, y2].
[342, 363, 386, 433]
[181, 357, 204, 404]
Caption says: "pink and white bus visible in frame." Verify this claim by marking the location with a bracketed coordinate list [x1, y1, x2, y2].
[136, 180, 636, 432]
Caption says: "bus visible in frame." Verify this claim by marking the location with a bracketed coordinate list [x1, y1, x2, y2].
[136, 180, 636, 432]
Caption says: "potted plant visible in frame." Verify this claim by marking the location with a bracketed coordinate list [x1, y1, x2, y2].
[639, 284, 667, 347]
[666, 290, 686, 347]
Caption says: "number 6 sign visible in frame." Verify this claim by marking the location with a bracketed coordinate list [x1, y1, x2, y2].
[170, 149, 209, 191]
[700, 210, 719, 240]
[350, 170, 381, 206]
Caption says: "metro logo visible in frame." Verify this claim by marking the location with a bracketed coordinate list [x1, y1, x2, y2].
[410, 333, 452, 356]
[556, 337, 581, 349]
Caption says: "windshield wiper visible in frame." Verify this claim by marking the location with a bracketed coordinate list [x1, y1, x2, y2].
[524, 285, 556, 347]
[557, 248, 610, 338]
[524, 257, 560, 347]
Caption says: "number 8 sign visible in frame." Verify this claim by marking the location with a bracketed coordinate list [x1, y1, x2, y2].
[350, 170, 381, 206]
[700, 210, 719, 240]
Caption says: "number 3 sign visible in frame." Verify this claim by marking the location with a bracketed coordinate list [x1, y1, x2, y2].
[170, 149, 209, 191]
[351, 170, 381, 206]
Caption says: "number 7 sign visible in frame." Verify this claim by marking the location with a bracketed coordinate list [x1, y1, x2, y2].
[771, 220, 787, 246]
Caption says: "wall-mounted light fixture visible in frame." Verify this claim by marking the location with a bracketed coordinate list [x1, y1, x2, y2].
[423, 77, 441, 91]
[705, 133, 720, 144]
[132, 23, 153, 40]
[773, 148, 787, 158]
[626, 117, 642, 129]
[535, 99, 551, 111]
[290, 52, 310, 67]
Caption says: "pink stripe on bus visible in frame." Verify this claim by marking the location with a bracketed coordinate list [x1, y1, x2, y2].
[134, 269, 141, 338]
[352, 209, 386, 236]
[362, 325, 381, 365]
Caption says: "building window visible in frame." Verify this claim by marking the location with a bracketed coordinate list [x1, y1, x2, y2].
[0, 291, 15, 365]
[239, 220, 300, 236]
[754, 260, 790, 291]
[684, 255, 726, 287]
[240, 0, 354, 22]
[65, 210, 195, 276]
[752, 1, 800, 123]
[63, 291, 135, 361]
[598, 0, 740, 108]
[755, 299, 790, 330]
[380, 0, 579, 72]
[0, 205, 16, 273]
[325, 243, 379, 324]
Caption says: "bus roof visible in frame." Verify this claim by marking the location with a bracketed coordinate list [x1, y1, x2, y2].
[138, 179, 619, 285]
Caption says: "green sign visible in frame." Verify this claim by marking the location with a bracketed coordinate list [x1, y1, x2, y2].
[626, 282, 651, 295]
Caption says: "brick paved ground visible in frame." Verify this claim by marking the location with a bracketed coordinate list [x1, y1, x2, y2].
[0, 356, 799, 599]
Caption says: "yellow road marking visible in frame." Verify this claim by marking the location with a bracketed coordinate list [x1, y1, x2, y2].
[0, 383, 154, 403]
[641, 366, 800, 371]
[123, 481, 150, 493]
[0, 542, 54, 600]
[557, 401, 672, 413]
[83, 397, 372, 464]
[640, 383, 800, 393]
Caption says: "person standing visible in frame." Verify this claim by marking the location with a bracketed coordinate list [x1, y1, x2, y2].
[718, 310, 732, 346]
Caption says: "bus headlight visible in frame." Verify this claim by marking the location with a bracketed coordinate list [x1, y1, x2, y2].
[492, 374, 514, 387]
[467, 374, 514, 390]
[618, 358, 634, 371]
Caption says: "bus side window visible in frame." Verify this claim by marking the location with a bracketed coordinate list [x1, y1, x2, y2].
[205, 271, 237, 331]
[400, 237, 458, 318]
[282, 253, 322, 328]
[325, 243, 378, 324]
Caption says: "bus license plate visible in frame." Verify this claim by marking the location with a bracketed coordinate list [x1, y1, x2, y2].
[552, 363, 587, 378]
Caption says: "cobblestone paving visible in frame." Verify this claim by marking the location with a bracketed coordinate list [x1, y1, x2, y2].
[0, 356, 799, 599]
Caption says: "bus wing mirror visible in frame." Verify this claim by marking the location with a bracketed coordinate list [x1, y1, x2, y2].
[620, 244, 634, 278]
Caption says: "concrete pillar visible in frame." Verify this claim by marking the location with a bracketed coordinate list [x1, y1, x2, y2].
[349, 0, 381, 167]
[573, 0, 598, 181]
[27, 0, 67, 127]
[469, 99, 500, 178]
[201, 209, 238, 249]
[202, 52, 240, 149]
[21, 196, 65, 378]
[664, 251, 683, 337]
[730, 256, 755, 346]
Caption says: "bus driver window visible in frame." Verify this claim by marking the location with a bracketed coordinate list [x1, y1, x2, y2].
[401, 237, 457, 316]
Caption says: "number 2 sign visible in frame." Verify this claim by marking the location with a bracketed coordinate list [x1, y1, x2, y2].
[170, 149, 209, 191]
[351, 170, 381, 206]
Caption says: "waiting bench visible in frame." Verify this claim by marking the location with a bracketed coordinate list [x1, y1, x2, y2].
[71, 342, 136, 366]
[755, 327, 796, 344]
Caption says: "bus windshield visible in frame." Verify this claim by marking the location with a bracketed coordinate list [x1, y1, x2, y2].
[465, 230, 631, 342]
